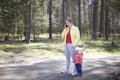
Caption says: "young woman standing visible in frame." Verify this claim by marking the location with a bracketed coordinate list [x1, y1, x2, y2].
[61, 18, 80, 75]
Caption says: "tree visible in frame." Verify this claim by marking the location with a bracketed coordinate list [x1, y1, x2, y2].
[110, 0, 120, 46]
[99, 0, 105, 37]
[0, 0, 120, 42]
[83, 0, 87, 31]
[78, 0, 82, 38]
[0, 0, 16, 40]
[68, 0, 72, 19]
[26, 0, 32, 43]
[110, 0, 120, 13]
[49, 0, 52, 39]
[62, 0, 65, 28]
[105, 0, 110, 40]
[92, 0, 98, 39]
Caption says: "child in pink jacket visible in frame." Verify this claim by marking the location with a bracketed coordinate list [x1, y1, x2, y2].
[73, 47, 83, 77]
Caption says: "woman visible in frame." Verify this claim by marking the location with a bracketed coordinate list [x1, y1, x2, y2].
[61, 18, 80, 75]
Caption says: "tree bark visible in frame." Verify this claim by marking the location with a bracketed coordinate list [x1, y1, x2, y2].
[49, 0, 52, 39]
[83, 0, 87, 30]
[27, 0, 32, 43]
[78, 0, 82, 38]
[105, 0, 110, 40]
[92, 0, 98, 40]
[62, 0, 65, 28]
[68, 0, 72, 19]
[99, 0, 105, 37]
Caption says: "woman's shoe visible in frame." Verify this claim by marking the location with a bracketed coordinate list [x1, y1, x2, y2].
[71, 72, 78, 76]
[61, 70, 68, 74]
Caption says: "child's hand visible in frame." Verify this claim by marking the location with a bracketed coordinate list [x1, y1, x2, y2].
[73, 60, 75, 63]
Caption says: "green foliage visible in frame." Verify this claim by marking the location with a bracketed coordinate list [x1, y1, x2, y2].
[32, 0, 49, 34]
[0, 0, 120, 41]
[0, 0, 50, 40]
[110, 0, 120, 13]
[0, 0, 15, 34]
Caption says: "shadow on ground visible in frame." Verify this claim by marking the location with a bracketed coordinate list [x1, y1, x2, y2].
[0, 55, 120, 80]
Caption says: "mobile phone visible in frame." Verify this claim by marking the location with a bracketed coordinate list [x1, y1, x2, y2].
[66, 24, 68, 27]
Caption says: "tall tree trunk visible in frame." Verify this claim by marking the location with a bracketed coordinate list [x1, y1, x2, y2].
[23, 1, 28, 41]
[87, 0, 91, 37]
[27, 0, 32, 43]
[49, 0, 52, 39]
[99, 0, 105, 37]
[105, 0, 110, 40]
[78, 0, 82, 38]
[108, 0, 110, 36]
[87, 0, 90, 24]
[68, 0, 72, 19]
[92, 0, 98, 39]
[111, 11, 116, 47]
[83, 0, 87, 30]
[62, 0, 65, 28]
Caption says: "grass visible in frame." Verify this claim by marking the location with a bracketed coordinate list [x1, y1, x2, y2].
[0, 34, 120, 57]
[0, 37, 64, 57]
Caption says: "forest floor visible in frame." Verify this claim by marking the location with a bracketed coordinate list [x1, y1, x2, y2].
[0, 54, 120, 80]
[0, 35, 120, 80]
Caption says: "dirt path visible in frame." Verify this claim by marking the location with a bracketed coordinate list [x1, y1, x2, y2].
[0, 54, 120, 80]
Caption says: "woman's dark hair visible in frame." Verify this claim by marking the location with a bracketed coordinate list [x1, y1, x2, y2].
[66, 18, 72, 23]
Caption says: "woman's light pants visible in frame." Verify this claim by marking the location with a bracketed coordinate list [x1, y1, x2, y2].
[64, 43, 77, 73]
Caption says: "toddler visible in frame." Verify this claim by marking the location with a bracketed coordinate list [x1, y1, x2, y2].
[73, 47, 83, 77]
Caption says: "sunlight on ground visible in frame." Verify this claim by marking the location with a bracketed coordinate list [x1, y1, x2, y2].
[0, 34, 120, 57]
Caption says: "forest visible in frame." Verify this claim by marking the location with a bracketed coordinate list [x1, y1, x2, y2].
[0, 0, 120, 80]
[0, 0, 120, 45]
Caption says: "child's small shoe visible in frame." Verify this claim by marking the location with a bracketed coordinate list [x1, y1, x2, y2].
[77, 74, 82, 77]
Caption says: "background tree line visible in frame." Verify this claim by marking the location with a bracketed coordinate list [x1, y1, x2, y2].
[0, 0, 120, 44]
